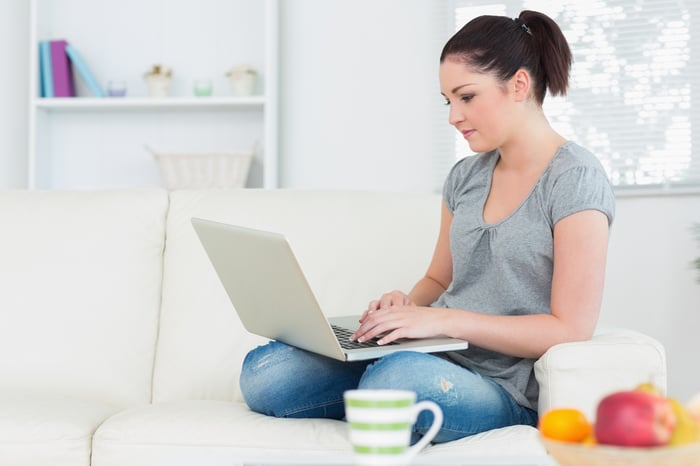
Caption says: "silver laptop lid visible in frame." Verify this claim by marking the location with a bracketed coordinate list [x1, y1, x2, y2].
[191, 218, 346, 360]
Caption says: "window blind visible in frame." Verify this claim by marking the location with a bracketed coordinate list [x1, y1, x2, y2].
[436, 0, 700, 192]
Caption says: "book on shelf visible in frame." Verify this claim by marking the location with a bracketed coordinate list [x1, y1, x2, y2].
[49, 40, 76, 97]
[64, 43, 105, 97]
[39, 41, 53, 98]
[38, 40, 104, 98]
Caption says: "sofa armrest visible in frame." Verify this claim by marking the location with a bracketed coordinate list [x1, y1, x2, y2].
[534, 328, 667, 420]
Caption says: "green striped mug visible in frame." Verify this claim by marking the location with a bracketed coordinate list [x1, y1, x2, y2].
[344, 389, 443, 466]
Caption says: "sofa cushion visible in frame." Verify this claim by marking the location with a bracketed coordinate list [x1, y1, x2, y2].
[0, 392, 120, 466]
[153, 189, 441, 402]
[91, 400, 546, 466]
[91, 400, 352, 466]
[0, 189, 168, 406]
[424, 424, 547, 459]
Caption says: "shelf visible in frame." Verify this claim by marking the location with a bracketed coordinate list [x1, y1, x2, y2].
[28, 0, 278, 190]
[33, 96, 266, 111]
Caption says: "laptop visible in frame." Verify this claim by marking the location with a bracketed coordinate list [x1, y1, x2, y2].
[191, 217, 469, 361]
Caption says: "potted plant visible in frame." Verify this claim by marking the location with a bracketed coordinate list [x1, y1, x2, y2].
[144, 64, 173, 97]
[225, 65, 257, 96]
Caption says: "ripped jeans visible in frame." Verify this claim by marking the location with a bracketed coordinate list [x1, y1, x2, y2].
[239, 341, 538, 443]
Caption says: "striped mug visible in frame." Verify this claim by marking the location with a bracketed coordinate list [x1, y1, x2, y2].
[344, 389, 443, 466]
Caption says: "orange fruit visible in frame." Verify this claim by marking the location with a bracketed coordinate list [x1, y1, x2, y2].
[539, 408, 592, 443]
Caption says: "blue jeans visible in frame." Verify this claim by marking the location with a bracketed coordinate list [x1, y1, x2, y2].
[239, 341, 538, 443]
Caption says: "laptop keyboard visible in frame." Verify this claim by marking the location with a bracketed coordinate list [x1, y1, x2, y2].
[332, 325, 398, 350]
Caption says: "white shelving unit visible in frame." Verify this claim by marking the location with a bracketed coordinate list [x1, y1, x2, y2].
[28, 0, 278, 190]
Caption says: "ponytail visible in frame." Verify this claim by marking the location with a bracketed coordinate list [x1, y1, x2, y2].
[440, 10, 572, 105]
[518, 10, 571, 99]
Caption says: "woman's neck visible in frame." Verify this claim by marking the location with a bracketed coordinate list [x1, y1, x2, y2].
[497, 110, 566, 174]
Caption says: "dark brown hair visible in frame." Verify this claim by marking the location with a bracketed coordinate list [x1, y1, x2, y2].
[440, 10, 572, 105]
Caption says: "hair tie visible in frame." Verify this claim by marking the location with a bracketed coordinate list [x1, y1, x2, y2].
[513, 18, 531, 35]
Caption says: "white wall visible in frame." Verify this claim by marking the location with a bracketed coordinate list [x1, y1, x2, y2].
[0, 0, 698, 401]
[278, 0, 451, 192]
[0, 0, 28, 188]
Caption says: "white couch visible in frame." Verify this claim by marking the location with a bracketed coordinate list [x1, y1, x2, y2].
[0, 188, 667, 466]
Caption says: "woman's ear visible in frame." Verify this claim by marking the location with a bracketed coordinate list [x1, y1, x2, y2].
[512, 68, 531, 102]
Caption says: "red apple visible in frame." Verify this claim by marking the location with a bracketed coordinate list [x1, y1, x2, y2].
[595, 390, 676, 447]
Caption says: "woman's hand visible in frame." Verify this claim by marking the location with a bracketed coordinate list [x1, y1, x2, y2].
[351, 298, 450, 345]
[360, 290, 414, 322]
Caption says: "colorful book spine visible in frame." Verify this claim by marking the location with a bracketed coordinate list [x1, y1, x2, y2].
[39, 41, 54, 98]
[50, 40, 75, 97]
[64, 44, 105, 97]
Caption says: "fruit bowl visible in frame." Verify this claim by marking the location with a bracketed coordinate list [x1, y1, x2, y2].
[540, 437, 700, 466]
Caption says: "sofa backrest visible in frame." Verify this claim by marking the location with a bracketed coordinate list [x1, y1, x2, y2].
[0, 189, 168, 407]
[152, 189, 442, 402]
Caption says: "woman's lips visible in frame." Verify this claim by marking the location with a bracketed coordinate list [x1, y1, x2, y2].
[461, 129, 475, 139]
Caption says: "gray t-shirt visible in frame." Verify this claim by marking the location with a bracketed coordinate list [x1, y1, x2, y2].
[433, 141, 615, 410]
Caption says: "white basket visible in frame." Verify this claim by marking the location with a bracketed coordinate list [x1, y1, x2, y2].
[150, 149, 253, 190]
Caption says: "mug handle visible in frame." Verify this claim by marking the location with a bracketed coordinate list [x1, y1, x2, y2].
[404, 400, 443, 460]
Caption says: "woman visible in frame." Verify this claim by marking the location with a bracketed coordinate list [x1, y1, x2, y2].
[240, 10, 614, 443]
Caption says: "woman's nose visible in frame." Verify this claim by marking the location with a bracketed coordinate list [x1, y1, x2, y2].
[448, 105, 464, 127]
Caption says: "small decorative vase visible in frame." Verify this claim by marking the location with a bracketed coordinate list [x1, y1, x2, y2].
[193, 79, 213, 97]
[107, 80, 127, 97]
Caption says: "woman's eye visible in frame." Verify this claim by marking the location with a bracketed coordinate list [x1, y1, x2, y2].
[461, 94, 474, 103]
[443, 99, 450, 106]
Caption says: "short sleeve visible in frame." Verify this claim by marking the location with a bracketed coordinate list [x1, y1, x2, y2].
[549, 166, 615, 227]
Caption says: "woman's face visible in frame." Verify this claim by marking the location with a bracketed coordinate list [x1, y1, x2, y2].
[439, 58, 517, 153]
